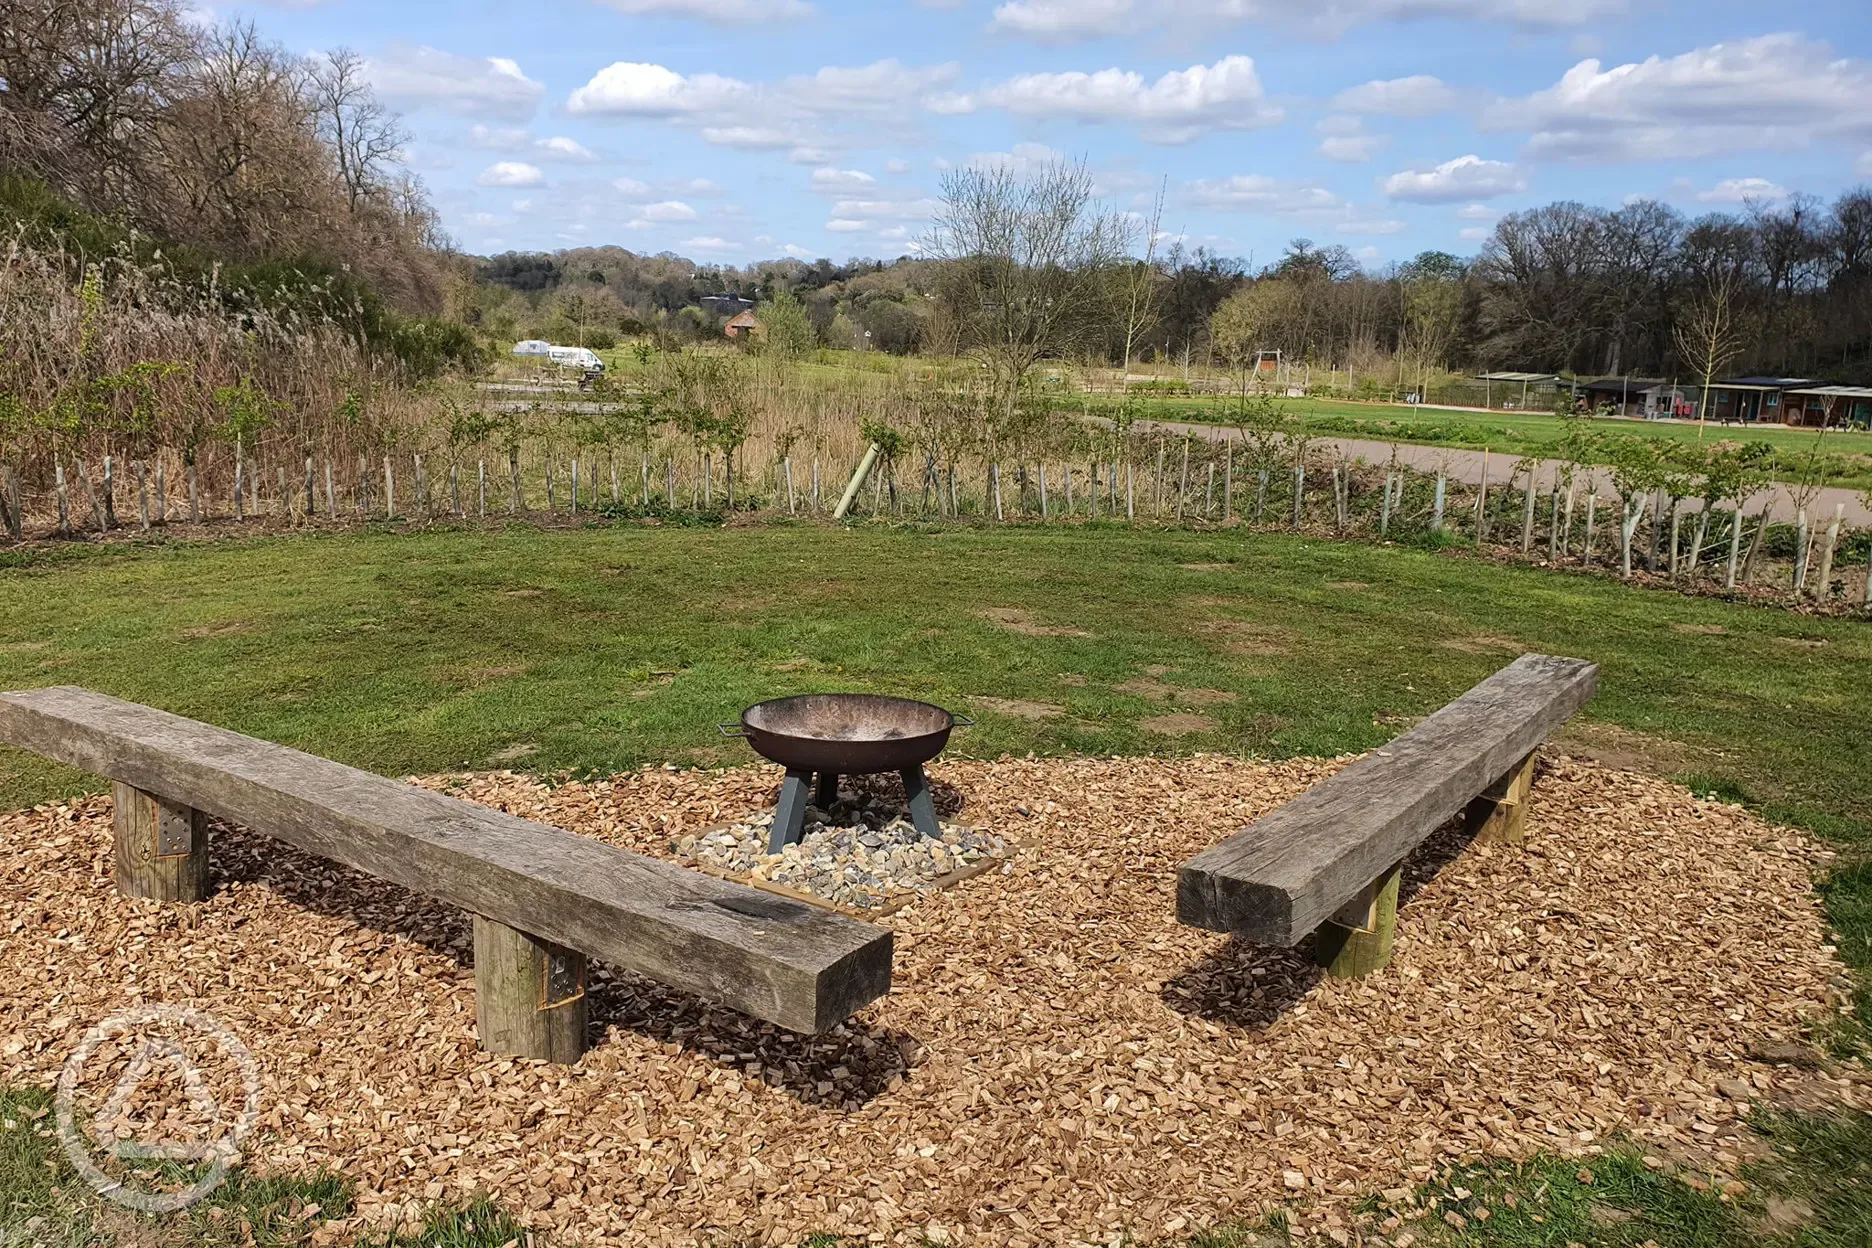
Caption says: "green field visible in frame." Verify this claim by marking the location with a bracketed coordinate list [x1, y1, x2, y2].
[1090, 393, 1872, 489]
[2, 518, 1868, 1247]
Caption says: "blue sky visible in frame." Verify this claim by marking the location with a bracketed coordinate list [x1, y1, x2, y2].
[229, 0, 1871, 268]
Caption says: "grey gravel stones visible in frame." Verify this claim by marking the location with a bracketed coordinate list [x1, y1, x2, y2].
[674, 788, 1009, 910]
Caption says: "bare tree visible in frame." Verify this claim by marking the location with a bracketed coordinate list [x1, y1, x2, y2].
[1115, 178, 1166, 381]
[1673, 265, 1747, 438]
[925, 158, 1127, 456]
[305, 47, 406, 213]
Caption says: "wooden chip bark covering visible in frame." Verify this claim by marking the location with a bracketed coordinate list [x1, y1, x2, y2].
[0, 756, 1848, 1247]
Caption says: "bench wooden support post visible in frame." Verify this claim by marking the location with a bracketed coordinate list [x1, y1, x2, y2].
[111, 782, 210, 902]
[473, 914, 589, 1064]
[1313, 861, 1401, 978]
[1466, 751, 1537, 845]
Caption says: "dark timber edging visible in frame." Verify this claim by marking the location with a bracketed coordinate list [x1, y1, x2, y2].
[0, 687, 894, 1058]
[1176, 654, 1598, 965]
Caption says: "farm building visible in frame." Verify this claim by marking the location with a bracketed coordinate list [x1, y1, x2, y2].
[1576, 377, 1689, 419]
[1784, 385, 1872, 429]
[724, 310, 763, 339]
[1697, 377, 1826, 424]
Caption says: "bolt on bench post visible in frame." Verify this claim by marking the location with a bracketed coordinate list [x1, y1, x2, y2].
[112, 782, 210, 902]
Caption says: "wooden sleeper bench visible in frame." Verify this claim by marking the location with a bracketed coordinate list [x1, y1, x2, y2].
[1176, 653, 1598, 976]
[0, 687, 893, 1062]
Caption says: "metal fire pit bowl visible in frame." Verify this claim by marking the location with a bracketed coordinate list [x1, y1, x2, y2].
[720, 694, 972, 853]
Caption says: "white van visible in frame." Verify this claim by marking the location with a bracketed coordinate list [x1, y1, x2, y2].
[547, 345, 604, 373]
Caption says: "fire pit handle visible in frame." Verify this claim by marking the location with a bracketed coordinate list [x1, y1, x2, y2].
[950, 713, 975, 728]
[716, 721, 750, 738]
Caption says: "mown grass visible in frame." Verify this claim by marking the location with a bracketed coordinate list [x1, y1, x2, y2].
[1085, 394, 1872, 491]
[1, 518, 1867, 1244]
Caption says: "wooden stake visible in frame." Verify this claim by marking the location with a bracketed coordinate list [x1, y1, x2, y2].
[154, 460, 166, 524]
[1583, 491, 1598, 566]
[187, 462, 199, 523]
[1815, 503, 1844, 599]
[134, 461, 150, 531]
[111, 782, 210, 903]
[383, 456, 395, 518]
[1379, 472, 1394, 536]
[1466, 751, 1537, 845]
[56, 463, 69, 533]
[1314, 862, 1402, 979]
[478, 461, 487, 517]
[472, 914, 588, 1064]
[1430, 474, 1446, 533]
[1038, 464, 1049, 519]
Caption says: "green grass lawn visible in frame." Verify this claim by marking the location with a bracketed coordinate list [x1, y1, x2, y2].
[2, 518, 1868, 1246]
[2, 520, 1867, 831]
[1087, 394, 1872, 490]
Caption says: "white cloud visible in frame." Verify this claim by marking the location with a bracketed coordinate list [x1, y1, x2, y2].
[1320, 134, 1386, 162]
[782, 243, 816, 259]
[468, 125, 530, 151]
[831, 198, 938, 220]
[636, 200, 699, 222]
[567, 63, 751, 116]
[825, 218, 870, 232]
[1456, 202, 1497, 219]
[612, 177, 650, 196]
[1459, 226, 1491, 241]
[1488, 34, 1872, 161]
[790, 146, 838, 164]
[885, 158, 913, 174]
[967, 142, 1067, 174]
[535, 136, 598, 162]
[366, 44, 543, 122]
[811, 167, 877, 192]
[680, 235, 744, 252]
[946, 56, 1281, 144]
[1859, 152, 1872, 175]
[700, 126, 795, 149]
[1339, 217, 1408, 235]
[476, 161, 544, 188]
[1184, 175, 1345, 215]
[1382, 155, 1526, 203]
[471, 127, 599, 162]
[1696, 177, 1790, 203]
[780, 59, 959, 115]
[593, 0, 813, 20]
[988, 0, 1623, 43]
[990, 0, 1131, 39]
[1330, 75, 1457, 116]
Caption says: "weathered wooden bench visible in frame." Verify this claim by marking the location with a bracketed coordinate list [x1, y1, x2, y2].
[1176, 653, 1598, 977]
[0, 687, 893, 1062]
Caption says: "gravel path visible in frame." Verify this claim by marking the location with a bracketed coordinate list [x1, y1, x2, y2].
[0, 756, 1851, 1247]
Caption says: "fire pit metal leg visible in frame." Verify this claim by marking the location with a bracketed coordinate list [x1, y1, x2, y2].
[901, 766, 942, 840]
[770, 768, 813, 854]
[814, 771, 839, 809]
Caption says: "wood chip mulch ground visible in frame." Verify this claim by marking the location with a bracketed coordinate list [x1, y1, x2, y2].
[0, 755, 1856, 1247]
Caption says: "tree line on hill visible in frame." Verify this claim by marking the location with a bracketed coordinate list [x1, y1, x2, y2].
[476, 179, 1872, 390]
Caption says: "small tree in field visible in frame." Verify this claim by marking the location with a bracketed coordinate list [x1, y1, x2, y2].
[926, 157, 1126, 464]
[1674, 266, 1747, 438]
[757, 290, 815, 360]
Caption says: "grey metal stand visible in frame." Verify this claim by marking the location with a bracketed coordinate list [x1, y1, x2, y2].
[901, 766, 942, 840]
[769, 768, 813, 854]
[768, 765, 943, 851]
